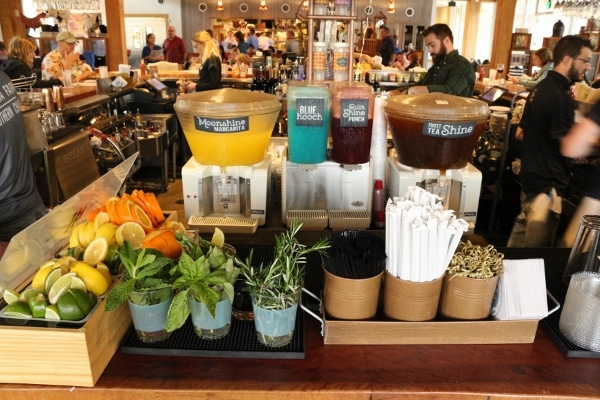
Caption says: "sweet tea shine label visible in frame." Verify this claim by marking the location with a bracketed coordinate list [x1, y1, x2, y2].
[422, 121, 476, 138]
[194, 116, 249, 133]
[296, 98, 324, 126]
[341, 99, 368, 127]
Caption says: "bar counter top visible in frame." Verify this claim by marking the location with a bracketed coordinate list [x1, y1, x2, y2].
[0, 247, 599, 399]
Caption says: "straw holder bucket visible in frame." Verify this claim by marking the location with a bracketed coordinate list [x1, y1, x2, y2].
[323, 267, 383, 320]
[438, 273, 499, 320]
[383, 272, 444, 322]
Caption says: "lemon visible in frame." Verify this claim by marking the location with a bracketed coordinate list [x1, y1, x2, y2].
[93, 211, 111, 231]
[70, 262, 110, 296]
[70, 276, 87, 292]
[78, 221, 96, 249]
[45, 304, 61, 320]
[69, 224, 81, 248]
[54, 256, 77, 275]
[47, 272, 76, 304]
[31, 260, 57, 290]
[115, 222, 146, 248]
[83, 237, 109, 266]
[4, 301, 32, 318]
[95, 222, 118, 245]
[211, 227, 225, 248]
[44, 268, 63, 295]
[3, 289, 20, 305]
[96, 262, 113, 287]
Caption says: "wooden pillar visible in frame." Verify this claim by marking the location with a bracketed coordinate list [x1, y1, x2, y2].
[491, 0, 518, 67]
[0, 0, 27, 41]
[105, 0, 127, 71]
[462, 0, 482, 61]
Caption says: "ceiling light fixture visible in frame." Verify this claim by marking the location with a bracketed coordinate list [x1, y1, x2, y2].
[387, 0, 395, 13]
[216, 0, 224, 10]
[259, 0, 267, 10]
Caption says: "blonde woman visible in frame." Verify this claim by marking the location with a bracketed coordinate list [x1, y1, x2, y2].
[185, 30, 222, 92]
[0, 36, 62, 87]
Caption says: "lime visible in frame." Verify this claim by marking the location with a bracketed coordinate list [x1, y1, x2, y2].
[115, 222, 146, 248]
[104, 244, 121, 275]
[44, 268, 63, 295]
[45, 304, 61, 320]
[66, 246, 85, 261]
[31, 296, 48, 318]
[3, 289, 20, 305]
[70, 276, 87, 292]
[56, 291, 85, 321]
[4, 301, 32, 318]
[31, 260, 57, 290]
[83, 237, 109, 266]
[211, 227, 225, 248]
[19, 288, 44, 303]
[47, 272, 76, 304]
[69, 288, 97, 316]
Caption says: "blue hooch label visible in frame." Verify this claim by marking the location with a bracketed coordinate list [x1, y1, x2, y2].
[296, 98, 324, 126]
[194, 116, 249, 133]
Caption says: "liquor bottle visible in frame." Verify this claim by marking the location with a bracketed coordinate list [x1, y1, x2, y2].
[260, 66, 268, 93]
[250, 70, 259, 91]
[372, 74, 380, 95]
[372, 180, 385, 228]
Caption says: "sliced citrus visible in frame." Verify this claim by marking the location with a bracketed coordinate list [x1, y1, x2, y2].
[66, 246, 85, 261]
[56, 291, 85, 321]
[211, 227, 225, 248]
[70, 276, 87, 292]
[93, 211, 111, 231]
[54, 256, 77, 274]
[69, 224, 81, 248]
[44, 268, 63, 294]
[19, 288, 44, 303]
[31, 260, 57, 290]
[4, 301, 32, 318]
[45, 304, 61, 320]
[129, 202, 154, 233]
[96, 262, 113, 287]
[3, 289, 20, 305]
[115, 221, 146, 248]
[95, 222, 118, 245]
[31, 295, 48, 318]
[47, 272, 76, 304]
[69, 288, 97, 316]
[83, 237, 109, 266]
[70, 262, 110, 296]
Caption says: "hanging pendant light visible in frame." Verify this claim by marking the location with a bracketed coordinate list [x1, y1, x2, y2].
[259, 0, 267, 10]
[387, 0, 395, 13]
[216, 0, 224, 11]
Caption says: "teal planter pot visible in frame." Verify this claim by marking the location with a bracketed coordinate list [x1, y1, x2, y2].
[128, 286, 173, 343]
[251, 291, 300, 348]
[189, 297, 232, 340]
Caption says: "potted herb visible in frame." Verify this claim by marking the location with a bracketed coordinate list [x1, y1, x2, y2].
[166, 232, 238, 340]
[438, 241, 505, 320]
[105, 241, 175, 343]
[236, 221, 330, 347]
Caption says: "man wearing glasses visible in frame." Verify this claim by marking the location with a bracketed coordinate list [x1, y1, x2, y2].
[163, 26, 187, 64]
[507, 35, 593, 247]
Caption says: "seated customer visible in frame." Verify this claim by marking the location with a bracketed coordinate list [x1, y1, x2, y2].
[41, 32, 92, 84]
[509, 47, 553, 89]
[0, 36, 62, 88]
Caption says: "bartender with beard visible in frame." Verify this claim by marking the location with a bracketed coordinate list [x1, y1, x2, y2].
[403, 24, 475, 98]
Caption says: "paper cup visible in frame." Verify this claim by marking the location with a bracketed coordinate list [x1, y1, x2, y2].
[384, 272, 444, 321]
[99, 66, 108, 78]
[62, 70, 72, 87]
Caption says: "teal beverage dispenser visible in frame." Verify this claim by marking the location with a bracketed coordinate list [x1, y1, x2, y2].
[287, 82, 331, 164]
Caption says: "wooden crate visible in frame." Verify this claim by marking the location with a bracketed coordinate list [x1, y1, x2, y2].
[0, 296, 131, 387]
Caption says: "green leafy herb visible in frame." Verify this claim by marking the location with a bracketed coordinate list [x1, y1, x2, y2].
[104, 241, 174, 311]
[165, 241, 238, 332]
[236, 221, 330, 310]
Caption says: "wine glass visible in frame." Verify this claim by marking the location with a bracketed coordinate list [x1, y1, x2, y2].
[496, 63, 505, 84]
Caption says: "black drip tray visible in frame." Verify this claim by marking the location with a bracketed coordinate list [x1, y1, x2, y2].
[120, 304, 305, 359]
[542, 311, 600, 358]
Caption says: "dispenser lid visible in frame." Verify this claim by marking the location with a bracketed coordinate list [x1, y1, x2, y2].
[385, 92, 489, 122]
[330, 81, 374, 99]
[174, 88, 281, 115]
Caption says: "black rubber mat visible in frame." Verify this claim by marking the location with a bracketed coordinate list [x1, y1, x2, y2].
[119, 245, 322, 359]
[542, 308, 600, 358]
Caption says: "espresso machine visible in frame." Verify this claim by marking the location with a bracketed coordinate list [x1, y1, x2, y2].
[384, 93, 490, 235]
[175, 89, 281, 234]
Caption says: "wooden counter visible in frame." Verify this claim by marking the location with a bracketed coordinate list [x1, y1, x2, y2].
[0, 247, 599, 399]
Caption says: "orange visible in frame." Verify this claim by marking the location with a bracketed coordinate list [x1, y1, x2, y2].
[142, 229, 182, 260]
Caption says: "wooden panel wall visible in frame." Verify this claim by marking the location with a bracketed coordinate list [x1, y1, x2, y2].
[0, 0, 27, 42]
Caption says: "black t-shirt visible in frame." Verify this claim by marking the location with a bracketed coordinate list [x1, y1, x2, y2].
[518, 70, 575, 199]
[379, 36, 395, 67]
[195, 55, 222, 92]
[0, 71, 45, 228]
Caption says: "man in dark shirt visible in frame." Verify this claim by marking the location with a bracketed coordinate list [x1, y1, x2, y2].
[0, 71, 46, 242]
[507, 35, 593, 247]
[406, 24, 474, 98]
[378, 26, 395, 67]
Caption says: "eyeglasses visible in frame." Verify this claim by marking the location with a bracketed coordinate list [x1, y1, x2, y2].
[576, 57, 592, 65]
